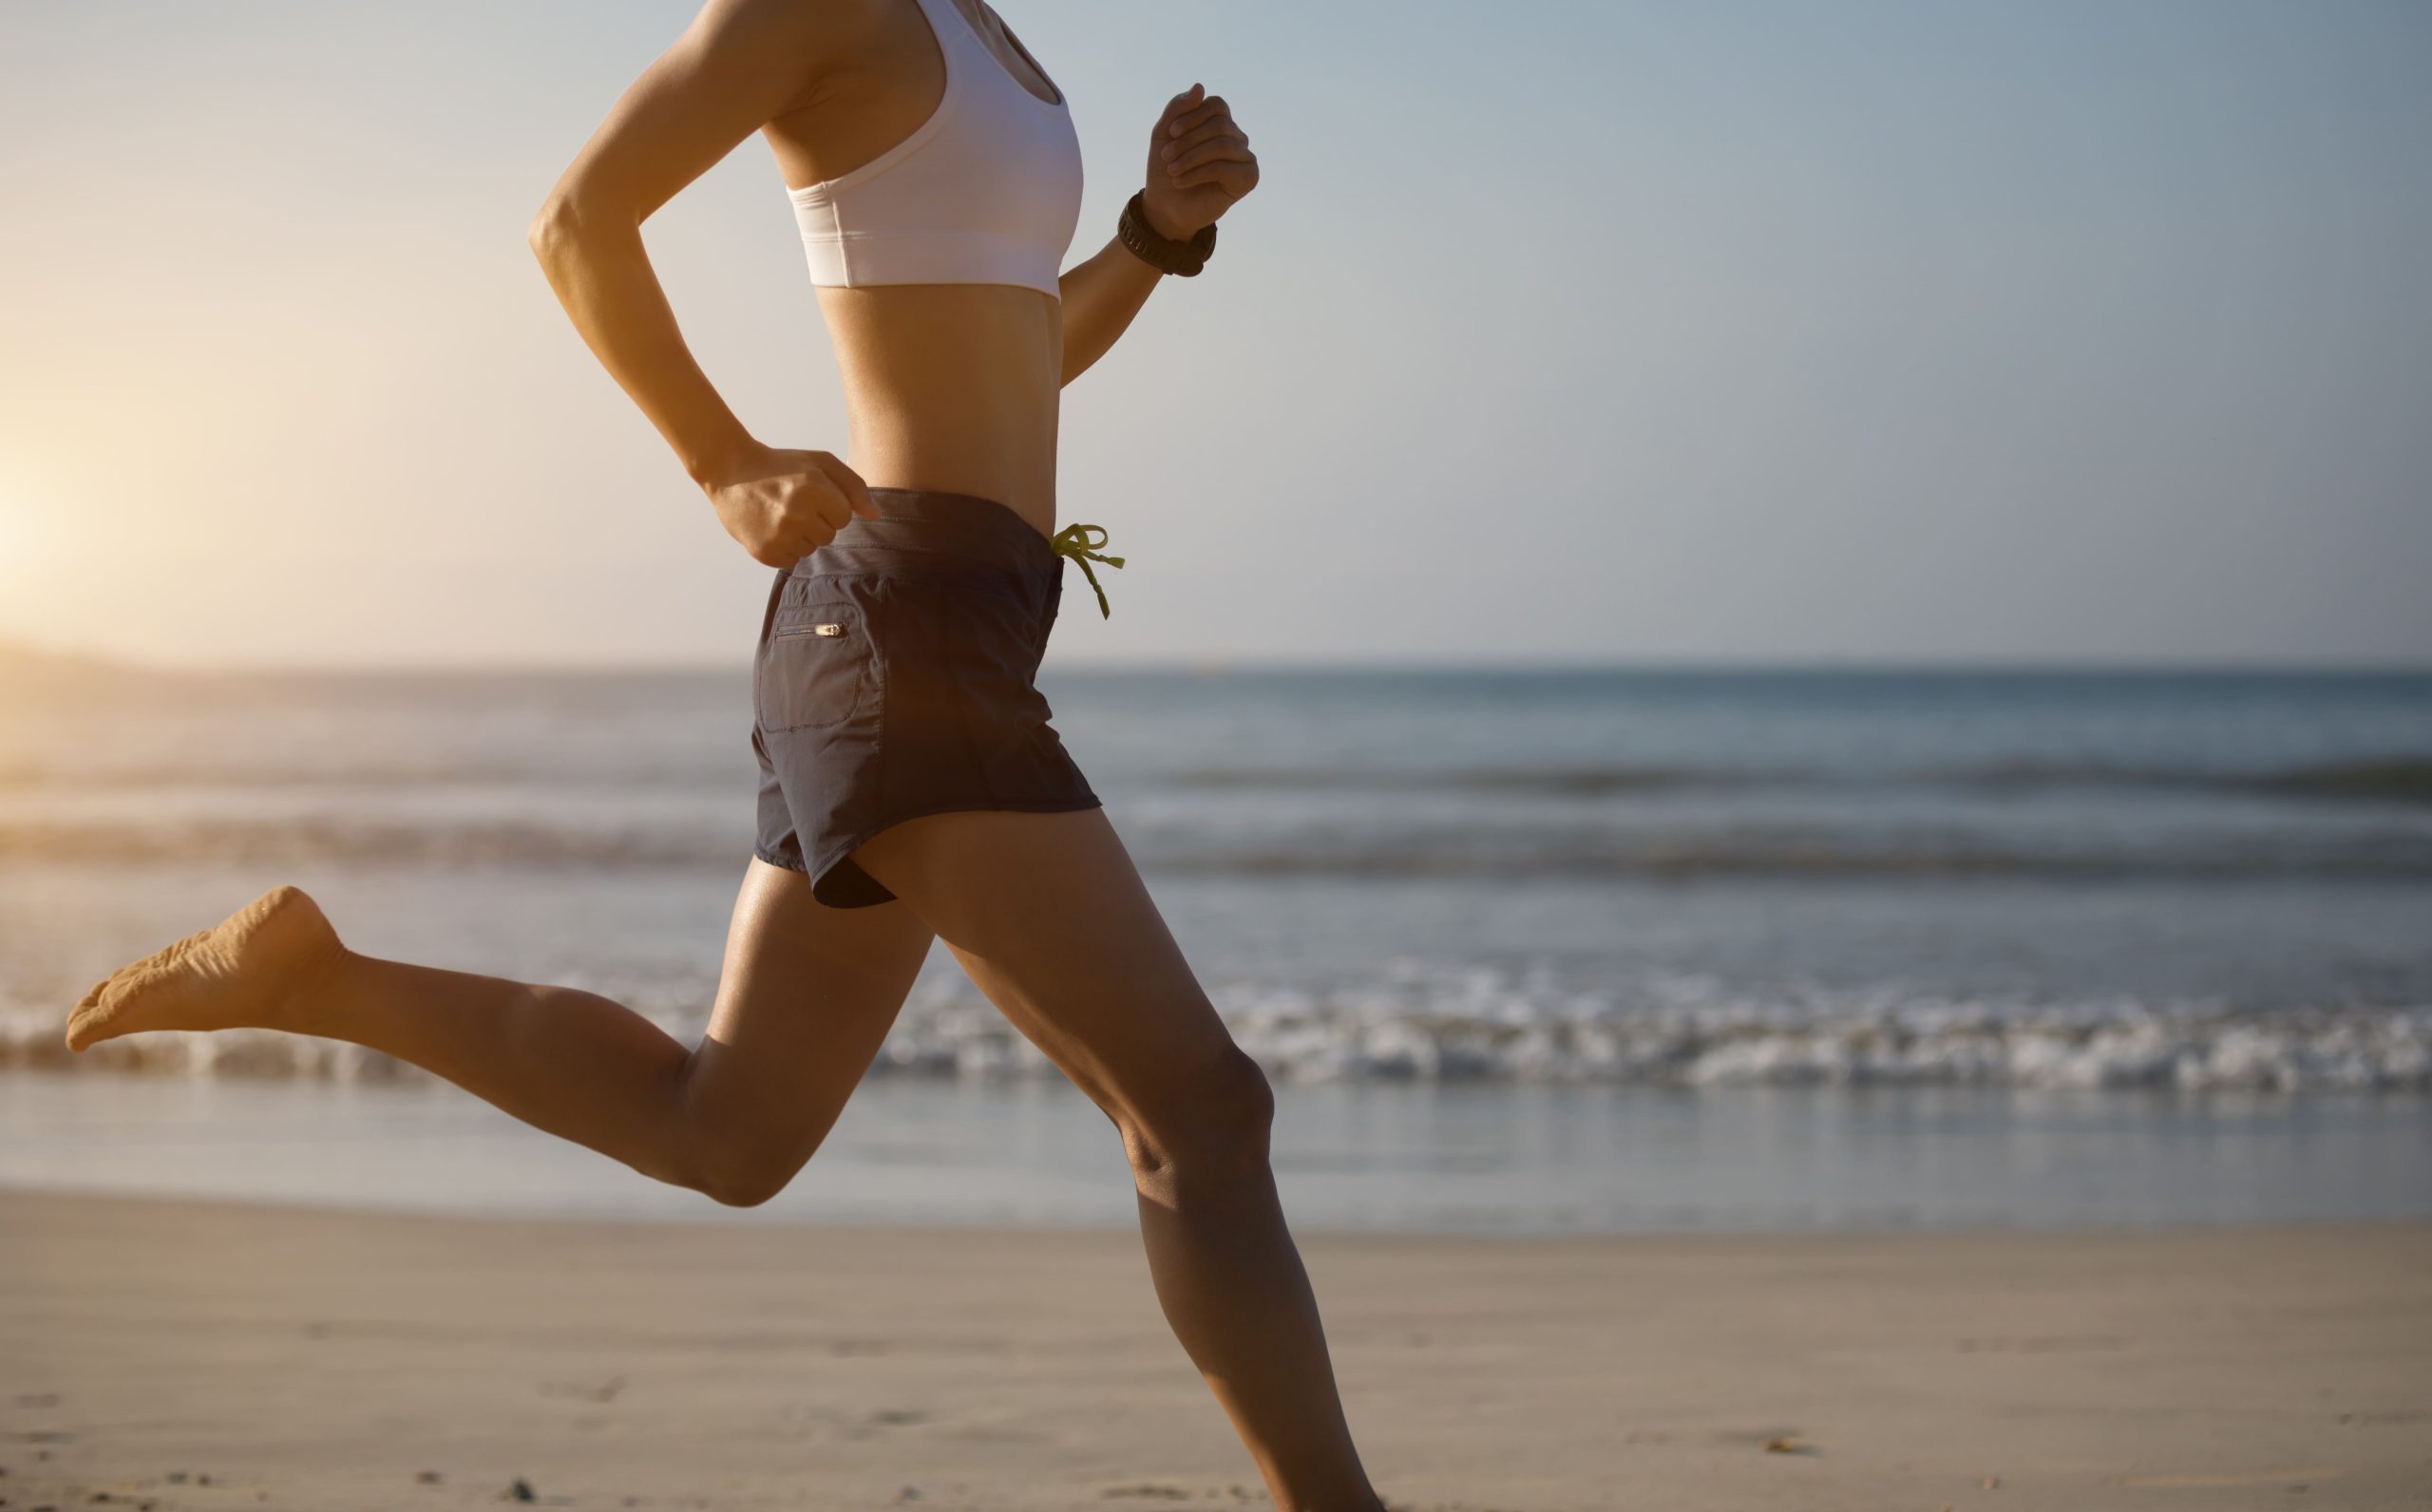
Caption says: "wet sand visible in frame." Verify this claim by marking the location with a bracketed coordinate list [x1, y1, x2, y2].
[2, 1189, 2425, 1510]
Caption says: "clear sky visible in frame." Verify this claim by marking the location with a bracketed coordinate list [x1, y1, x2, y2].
[3, 0, 2427, 668]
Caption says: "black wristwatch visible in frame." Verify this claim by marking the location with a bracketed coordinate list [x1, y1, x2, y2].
[1118, 190, 1216, 277]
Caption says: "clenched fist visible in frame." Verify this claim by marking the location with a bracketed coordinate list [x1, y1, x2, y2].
[1141, 83, 1260, 242]
[700, 444, 880, 567]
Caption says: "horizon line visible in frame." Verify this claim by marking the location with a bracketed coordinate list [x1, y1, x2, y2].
[6, 640, 2429, 681]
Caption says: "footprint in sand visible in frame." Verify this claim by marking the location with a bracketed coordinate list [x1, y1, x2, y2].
[64, 885, 345, 1051]
[2118, 1466, 2349, 1488]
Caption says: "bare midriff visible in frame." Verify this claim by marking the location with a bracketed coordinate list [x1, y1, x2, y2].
[813, 283, 1063, 540]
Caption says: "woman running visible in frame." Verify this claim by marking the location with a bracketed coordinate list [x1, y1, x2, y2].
[64, 0, 1389, 1504]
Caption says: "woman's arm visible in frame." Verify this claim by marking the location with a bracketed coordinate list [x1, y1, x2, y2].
[1058, 236, 1166, 387]
[528, 0, 879, 566]
[1060, 83, 1261, 387]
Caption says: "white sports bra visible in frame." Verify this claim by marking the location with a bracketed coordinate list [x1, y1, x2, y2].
[786, 0, 1084, 300]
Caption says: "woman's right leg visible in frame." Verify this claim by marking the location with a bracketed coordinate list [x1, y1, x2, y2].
[65, 860, 936, 1206]
[853, 806, 1386, 1512]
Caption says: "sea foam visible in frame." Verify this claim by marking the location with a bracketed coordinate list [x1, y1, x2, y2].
[7, 971, 2425, 1094]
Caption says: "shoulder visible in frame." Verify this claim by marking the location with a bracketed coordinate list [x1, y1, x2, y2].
[661, 0, 901, 118]
[682, 0, 897, 59]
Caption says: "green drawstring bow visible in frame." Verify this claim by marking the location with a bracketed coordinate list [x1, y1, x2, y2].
[1050, 521, 1126, 618]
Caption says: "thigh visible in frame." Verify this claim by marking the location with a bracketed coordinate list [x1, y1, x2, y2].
[680, 858, 936, 1153]
[849, 808, 1244, 1120]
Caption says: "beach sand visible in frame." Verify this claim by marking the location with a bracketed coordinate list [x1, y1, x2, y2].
[2, 1190, 2425, 1511]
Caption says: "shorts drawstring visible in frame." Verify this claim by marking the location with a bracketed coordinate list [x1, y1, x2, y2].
[1051, 522, 1126, 618]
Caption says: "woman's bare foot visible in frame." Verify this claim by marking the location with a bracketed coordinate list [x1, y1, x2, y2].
[66, 885, 347, 1051]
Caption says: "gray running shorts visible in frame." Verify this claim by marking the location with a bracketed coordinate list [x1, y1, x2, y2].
[750, 486, 1102, 908]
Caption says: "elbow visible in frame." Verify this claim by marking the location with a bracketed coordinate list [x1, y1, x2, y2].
[526, 190, 616, 270]
[525, 193, 581, 267]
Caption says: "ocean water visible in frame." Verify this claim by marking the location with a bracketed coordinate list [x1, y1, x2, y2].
[2, 661, 2428, 1230]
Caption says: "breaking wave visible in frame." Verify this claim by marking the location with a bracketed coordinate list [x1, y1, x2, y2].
[4, 813, 2428, 880]
[1171, 757, 2432, 805]
[9, 971, 2426, 1094]
[6, 755, 2432, 806]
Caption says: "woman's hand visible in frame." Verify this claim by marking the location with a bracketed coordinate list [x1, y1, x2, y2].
[1141, 83, 1260, 241]
[698, 443, 880, 567]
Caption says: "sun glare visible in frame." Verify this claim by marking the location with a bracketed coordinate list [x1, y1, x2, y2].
[0, 474, 27, 572]
[0, 461, 56, 640]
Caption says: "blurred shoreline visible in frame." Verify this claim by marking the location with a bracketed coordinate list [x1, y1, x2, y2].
[5, 1070, 2425, 1234]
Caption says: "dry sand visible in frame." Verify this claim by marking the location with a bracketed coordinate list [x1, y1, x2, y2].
[2, 1189, 2425, 1511]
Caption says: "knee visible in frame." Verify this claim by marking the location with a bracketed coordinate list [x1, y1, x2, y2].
[676, 1120, 809, 1209]
[692, 1157, 796, 1209]
[1121, 1049, 1276, 1193]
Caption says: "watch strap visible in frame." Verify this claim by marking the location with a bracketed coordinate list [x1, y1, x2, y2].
[1118, 190, 1216, 277]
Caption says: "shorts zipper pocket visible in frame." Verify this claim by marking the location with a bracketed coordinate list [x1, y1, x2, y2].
[757, 603, 876, 732]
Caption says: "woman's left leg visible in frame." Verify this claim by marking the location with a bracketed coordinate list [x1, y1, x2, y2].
[64, 861, 936, 1205]
[853, 805, 1386, 1512]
